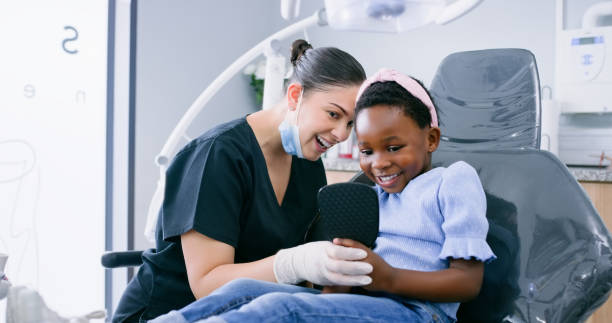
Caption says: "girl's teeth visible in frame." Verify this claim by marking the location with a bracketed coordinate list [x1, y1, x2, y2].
[379, 174, 398, 182]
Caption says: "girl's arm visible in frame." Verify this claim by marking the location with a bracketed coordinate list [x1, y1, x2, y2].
[334, 238, 484, 302]
[182, 230, 276, 299]
[383, 259, 483, 302]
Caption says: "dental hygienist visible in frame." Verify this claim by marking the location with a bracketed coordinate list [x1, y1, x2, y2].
[112, 39, 373, 322]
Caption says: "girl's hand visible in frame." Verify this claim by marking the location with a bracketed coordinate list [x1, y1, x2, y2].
[333, 238, 396, 293]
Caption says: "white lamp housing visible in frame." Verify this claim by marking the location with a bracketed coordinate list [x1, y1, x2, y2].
[324, 0, 483, 32]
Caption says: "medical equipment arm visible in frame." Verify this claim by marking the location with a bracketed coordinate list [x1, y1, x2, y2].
[144, 10, 327, 242]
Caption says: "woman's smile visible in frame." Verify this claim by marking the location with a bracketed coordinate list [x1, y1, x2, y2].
[315, 135, 333, 152]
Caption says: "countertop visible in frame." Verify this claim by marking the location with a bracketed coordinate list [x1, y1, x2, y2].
[323, 158, 612, 183]
[567, 167, 612, 183]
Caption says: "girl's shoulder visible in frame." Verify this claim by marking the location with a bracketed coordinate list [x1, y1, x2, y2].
[440, 161, 479, 181]
[404, 161, 481, 198]
[407, 161, 477, 187]
[437, 161, 485, 202]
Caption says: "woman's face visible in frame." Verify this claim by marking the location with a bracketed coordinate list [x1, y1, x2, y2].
[296, 85, 360, 161]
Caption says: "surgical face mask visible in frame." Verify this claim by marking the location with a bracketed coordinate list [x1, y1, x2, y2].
[278, 90, 304, 158]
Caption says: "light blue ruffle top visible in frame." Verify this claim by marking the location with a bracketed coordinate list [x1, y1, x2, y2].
[373, 161, 496, 320]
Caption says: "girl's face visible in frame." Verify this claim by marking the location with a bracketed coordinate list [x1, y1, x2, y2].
[355, 105, 440, 194]
[293, 85, 360, 161]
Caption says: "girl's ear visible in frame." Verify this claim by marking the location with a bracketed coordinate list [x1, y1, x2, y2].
[427, 127, 441, 153]
[286, 83, 303, 111]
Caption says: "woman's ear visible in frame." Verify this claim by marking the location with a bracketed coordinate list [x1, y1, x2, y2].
[286, 83, 303, 111]
[427, 127, 441, 152]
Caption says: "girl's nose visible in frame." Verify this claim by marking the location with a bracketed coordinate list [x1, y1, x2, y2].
[371, 155, 391, 169]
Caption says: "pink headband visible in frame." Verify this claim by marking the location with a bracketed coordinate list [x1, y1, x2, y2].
[356, 68, 438, 128]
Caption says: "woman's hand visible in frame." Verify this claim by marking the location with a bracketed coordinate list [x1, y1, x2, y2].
[274, 241, 373, 286]
[332, 238, 397, 293]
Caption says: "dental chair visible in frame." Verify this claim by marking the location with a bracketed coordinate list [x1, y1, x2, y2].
[103, 48, 612, 322]
[351, 48, 612, 322]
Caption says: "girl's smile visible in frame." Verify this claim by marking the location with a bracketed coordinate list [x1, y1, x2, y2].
[355, 104, 439, 194]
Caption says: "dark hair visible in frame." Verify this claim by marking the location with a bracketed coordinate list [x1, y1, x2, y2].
[355, 79, 438, 129]
[289, 39, 366, 94]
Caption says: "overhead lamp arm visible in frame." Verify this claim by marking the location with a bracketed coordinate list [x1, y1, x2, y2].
[144, 10, 327, 242]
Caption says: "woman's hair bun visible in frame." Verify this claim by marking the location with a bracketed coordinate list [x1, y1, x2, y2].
[290, 39, 313, 66]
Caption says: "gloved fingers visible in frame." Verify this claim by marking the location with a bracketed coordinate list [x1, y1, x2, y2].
[323, 271, 372, 286]
[325, 258, 373, 275]
[326, 243, 368, 261]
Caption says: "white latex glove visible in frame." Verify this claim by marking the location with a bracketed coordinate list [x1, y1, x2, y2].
[273, 241, 373, 286]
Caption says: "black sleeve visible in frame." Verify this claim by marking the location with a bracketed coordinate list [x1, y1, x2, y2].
[160, 137, 251, 247]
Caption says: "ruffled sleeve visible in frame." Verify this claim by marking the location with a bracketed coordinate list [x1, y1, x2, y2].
[438, 161, 496, 263]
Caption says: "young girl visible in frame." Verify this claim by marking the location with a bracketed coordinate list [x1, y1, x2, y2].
[324, 68, 497, 320]
[151, 69, 496, 323]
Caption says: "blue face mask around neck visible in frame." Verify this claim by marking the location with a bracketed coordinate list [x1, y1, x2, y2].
[278, 91, 304, 158]
[278, 119, 304, 158]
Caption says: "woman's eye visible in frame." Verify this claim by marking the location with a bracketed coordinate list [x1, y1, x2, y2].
[328, 111, 339, 119]
[347, 120, 354, 128]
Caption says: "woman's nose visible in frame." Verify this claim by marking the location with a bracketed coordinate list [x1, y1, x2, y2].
[332, 125, 351, 143]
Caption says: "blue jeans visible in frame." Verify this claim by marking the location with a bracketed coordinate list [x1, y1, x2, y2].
[150, 278, 452, 323]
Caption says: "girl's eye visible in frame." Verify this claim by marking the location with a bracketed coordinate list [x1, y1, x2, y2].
[360, 149, 372, 156]
[328, 111, 339, 119]
[387, 146, 402, 152]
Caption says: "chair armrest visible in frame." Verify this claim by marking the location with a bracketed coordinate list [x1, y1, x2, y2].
[101, 251, 144, 268]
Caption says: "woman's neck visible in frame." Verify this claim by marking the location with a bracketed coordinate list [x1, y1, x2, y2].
[247, 105, 288, 160]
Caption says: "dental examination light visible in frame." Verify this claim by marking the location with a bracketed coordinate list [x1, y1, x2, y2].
[144, 0, 484, 242]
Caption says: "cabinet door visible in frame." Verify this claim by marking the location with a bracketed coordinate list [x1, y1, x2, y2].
[581, 182, 612, 323]
[326, 170, 358, 184]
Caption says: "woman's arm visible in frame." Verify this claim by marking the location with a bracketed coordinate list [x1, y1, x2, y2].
[334, 238, 484, 302]
[182, 230, 276, 299]
[182, 231, 373, 299]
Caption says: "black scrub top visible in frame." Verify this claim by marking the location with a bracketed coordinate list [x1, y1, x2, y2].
[123, 117, 326, 320]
